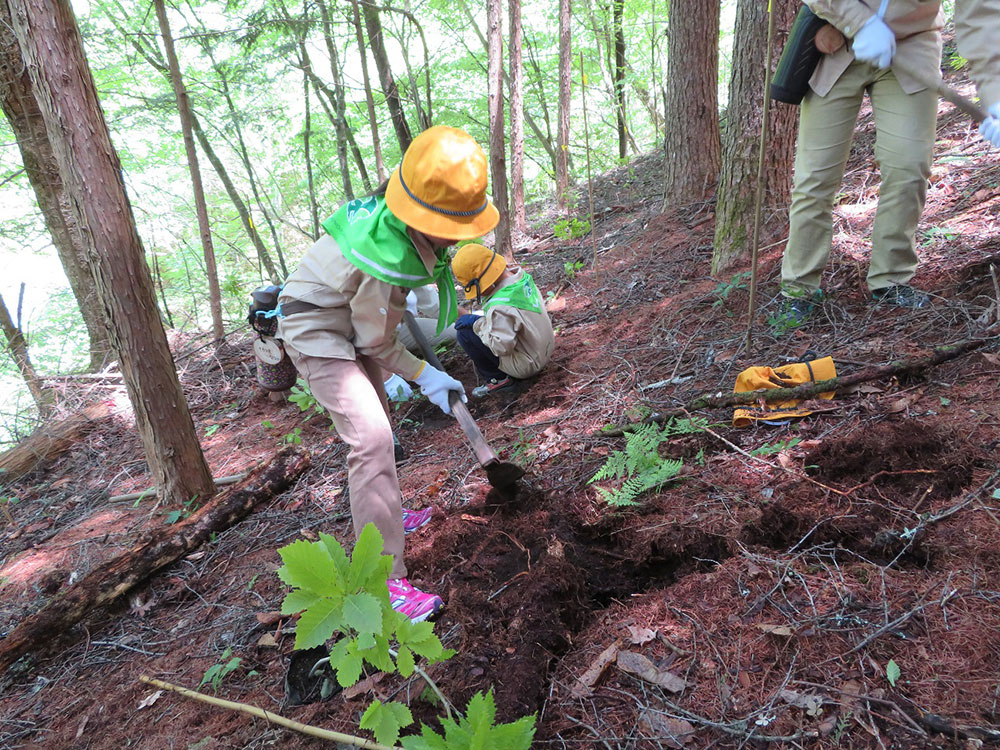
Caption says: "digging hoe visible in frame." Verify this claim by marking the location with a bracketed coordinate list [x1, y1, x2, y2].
[403, 311, 525, 489]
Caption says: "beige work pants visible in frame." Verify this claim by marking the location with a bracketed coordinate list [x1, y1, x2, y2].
[286, 346, 407, 579]
[781, 60, 938, 295]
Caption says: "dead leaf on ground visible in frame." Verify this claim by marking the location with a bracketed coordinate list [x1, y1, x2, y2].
[571, 639, 621, 698]
[627, 625, 657, 645]
[137, 690, 163, 709]
[256, 611, 284, 626]
[616, 650, 687, 693]
[342, 672, 386, 700]
[638, 710, 695, 747]
[299, 528, 319, 541]
[756, 623, 795, 637]
[779, 688, 825, 716]
[884, 389, 923, 414]
[982, 352, 1000, 367]
[129, 593, 155, 617]
[256, 633, 278, 648]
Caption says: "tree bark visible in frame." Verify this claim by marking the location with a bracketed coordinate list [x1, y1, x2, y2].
[313, 0, 354, 201]
[350, 0, 385, 182]
[0, 401, 111, 480]
[361, 0, 412, 153]
[0, 289, 54, 416]
[152, 0, 224, 340]
[6, 0, 216, 506]
[556, 0, 571, 211]
[612, 0, 627, 160]
[0, 447, 310, 672]
[661, 0, 721, 208]
[302, 29, 320, 237]
[712, 0, 798, 274]
[0, 7, 111, 372]
[487, 0, 511, 257]
[508, 0, 526, 232]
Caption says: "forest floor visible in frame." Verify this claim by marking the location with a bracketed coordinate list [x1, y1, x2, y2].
[3, 64, 1000, 750]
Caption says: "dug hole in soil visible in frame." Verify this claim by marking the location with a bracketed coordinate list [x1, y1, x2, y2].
[3, 58, 1000, 749]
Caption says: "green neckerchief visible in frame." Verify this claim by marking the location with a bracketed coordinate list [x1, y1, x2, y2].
[322, 196, 458, 334]
[483, 273, 543, 315]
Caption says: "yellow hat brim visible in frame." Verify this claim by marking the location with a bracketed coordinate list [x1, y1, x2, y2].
[385, 168, 500, 242]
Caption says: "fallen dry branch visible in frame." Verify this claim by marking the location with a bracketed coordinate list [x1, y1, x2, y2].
[0, 447, 310, 672]
[138, 676, 397, 749]
[600, 336, 996, 436]
[0, 402, 113, 481]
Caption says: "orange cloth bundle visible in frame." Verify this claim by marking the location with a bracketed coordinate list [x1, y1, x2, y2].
[733, 356, 837, 428]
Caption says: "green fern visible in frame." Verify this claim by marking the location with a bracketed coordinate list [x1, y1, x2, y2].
[589, 422, 689, 506]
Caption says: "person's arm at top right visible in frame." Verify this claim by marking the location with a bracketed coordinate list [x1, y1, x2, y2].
[954, 0, 1000, 146]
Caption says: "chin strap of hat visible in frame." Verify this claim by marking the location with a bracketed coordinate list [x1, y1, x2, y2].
[462, 248, 498, 307]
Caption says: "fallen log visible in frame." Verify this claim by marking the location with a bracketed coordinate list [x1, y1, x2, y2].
[0, 401, 113, 482]
[0, 446, 310, 672]
[600, 336, 996, 436]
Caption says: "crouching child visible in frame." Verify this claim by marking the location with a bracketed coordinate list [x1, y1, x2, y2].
[450, 244, 554, 397]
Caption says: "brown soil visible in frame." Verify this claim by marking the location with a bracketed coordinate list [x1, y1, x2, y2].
[3, 60, 1000, 749]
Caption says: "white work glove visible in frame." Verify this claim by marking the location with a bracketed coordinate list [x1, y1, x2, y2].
[980, 103, 1000, 147]
[405, 290, 419, 316]
[412, 362, 467, 415]
[384, 373, 413, 402]
[852, 15, 895, 69]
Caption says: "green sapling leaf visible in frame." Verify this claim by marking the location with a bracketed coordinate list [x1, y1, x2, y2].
[280, 589, 321, 616]
[360, 700, 414, 747]
[277, 539, 340, 596]
[396, 645, 416, 677]
[328, 638, 365, 687]
[341, 591, 383, 636]
[294, 597, 344, 650]
[886, 659, 901, 687]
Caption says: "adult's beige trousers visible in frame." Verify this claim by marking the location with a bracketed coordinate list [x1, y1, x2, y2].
[781, 60, 938, 296]
[286, 346, 408, 579]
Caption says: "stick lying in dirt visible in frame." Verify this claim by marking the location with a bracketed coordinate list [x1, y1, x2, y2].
[0, 446, 310, 673]
[138, 676, 398, 749]
[599, 336, 996, 437]
[0, 402, 113, 482]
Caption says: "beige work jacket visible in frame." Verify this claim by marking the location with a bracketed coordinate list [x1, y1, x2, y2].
[474, 269, 555, 380]
[277, 233, 425, 380]
[806, 0, 1000, 106]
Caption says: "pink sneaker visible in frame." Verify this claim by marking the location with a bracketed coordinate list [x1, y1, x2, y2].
[386, 578, 443, 623]
[402, 507, 432, 534]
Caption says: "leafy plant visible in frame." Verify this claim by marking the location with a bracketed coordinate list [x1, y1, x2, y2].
[199, 647, 242, 693]
[711, 271, 751, 308]
[204, 423, 220, 437]
[397, 690, 535, 749]
[553, 217, 591, 240]
[277, 524, 536, 747]
[164, 496, 199, 524]
[282, 426, 303, 445]
[588, 418, 706, 506]
[749, 437, 801, 457]
[289, 379, 325, 418]
[563, 259, 585, 279]
[885, 659, 901, 687]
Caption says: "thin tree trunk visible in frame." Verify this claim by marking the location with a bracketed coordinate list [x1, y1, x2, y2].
[312, 0, 354, 201]
[0, 9, 111, 372]
[303, 64, 319, 238]
[361, 0, 411, 152]
[487, 0, 511, 257]
[661, 0, 721, 208]
[382, 1, 433, 130]
[7, 0, 216, 505]
[556, 0, 571, 211]
[712, 0, 798, 274]
[350, 0, 385, 181]
[523, 34, 557, 177]
[0, 289, 54, 415]
[153, 0, 224, 341]
[508, 0, 525, 232]
[612, 0, 627, 160]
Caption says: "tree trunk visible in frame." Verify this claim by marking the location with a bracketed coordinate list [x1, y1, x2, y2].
[661, 0, 721, 208]
[6, 0, 216, 506]
[361, 0, 412, 152]
[508, 0, 525, 232]
[313, 0, 354, 201]
[712, 0, 798, 274]
[153, 0, 224, 341]
[0, 8, 112, 372]
[487, 0, 511, 257]
[301, 7, 319, 239]
[0, 447, 310, 672]
[556, 0, 571, 211]
[0, 289, 54, 415]
[350, 0, 385, 182]
[613, 0, 627, 160]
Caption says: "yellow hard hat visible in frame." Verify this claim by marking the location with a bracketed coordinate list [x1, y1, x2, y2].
[451, 244, 506, 300]
[385, 126, 500, 241]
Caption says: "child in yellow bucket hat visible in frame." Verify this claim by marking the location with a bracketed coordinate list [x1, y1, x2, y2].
[276, 126, 498, 623]
[450, 243, 555, 397]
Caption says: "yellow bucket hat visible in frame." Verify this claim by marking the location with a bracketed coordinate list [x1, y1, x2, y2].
[385, 126, 500, 241]
[452, 244, 506, 300]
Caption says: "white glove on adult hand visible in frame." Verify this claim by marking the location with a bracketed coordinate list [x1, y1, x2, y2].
[852, 15, 895, 69]
[412, 362, 467, 415]
[384, 373, 413, 402]
[980, 103, 1000, 147]
[405, 290, 419, 316]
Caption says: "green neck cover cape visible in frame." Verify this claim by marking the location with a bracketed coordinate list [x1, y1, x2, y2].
[483, 273, 544, 314]
[322, 196, 458, 334]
